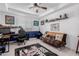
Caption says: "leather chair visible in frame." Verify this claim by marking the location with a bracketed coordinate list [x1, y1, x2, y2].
[17, 27, 28, 45]
[41, 32, 67, 48]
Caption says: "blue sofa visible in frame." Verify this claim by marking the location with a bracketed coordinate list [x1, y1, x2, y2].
[0, 31, 42, 42]
[10, 31, 42, 41]
[26, 31, 42, 39]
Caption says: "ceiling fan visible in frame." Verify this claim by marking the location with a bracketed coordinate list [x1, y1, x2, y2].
[29, 3, 47, 13]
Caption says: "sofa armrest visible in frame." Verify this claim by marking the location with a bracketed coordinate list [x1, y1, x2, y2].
[62, 34, 67, 45]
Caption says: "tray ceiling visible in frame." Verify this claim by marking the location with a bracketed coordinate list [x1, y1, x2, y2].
[0, 3, 76, 17]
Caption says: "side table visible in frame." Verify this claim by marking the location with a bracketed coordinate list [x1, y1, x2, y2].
[0, 34, 10, 53]
[76, 36, 79, 53]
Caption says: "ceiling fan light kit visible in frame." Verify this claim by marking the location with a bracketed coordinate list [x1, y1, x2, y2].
[36, 9, 38, 13]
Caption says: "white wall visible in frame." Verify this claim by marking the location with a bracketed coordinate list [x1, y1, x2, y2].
[39, 4, 79, 50]
[0, 10, 39, 32]
[15, 13, 39, 31]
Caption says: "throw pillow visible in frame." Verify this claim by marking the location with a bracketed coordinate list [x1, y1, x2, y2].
[55, 34, 63, 41]
[46, 35, 50, 42]
[46, 35, 55, 44]
[50, 36, 55, 44]
[42, 34, 47, 38]
[50, 36, 55, 40]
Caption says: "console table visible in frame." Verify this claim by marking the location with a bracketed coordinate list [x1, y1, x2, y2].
[0, 34, 10, 54]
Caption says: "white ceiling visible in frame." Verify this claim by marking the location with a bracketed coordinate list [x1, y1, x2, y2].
[0, 3, 76, 17]
[7, 3, 61, 15]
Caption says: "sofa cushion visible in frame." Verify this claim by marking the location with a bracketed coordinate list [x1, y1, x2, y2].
[45, 35, 55, 44]
[52, 40, 61, 47]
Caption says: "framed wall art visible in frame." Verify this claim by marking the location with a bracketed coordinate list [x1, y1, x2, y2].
[50, 23, 60, 31]
[41, 20, 44, 25]
[45, 19, 48, 23]
[33, 21, 39, 26]
[5, 15, 15, 24]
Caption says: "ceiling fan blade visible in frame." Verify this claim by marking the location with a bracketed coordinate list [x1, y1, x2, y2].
[31, 3, 47, 10]
[41, 6, 47, 10]
[37, 6, 47, 10]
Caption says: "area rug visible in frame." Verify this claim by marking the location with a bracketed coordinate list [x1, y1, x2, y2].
[15, 43, 58, 56]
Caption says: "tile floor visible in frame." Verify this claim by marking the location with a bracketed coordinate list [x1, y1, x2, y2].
[1, 38, 79, 56]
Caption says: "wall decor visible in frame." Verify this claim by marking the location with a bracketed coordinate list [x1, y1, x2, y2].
[33, 21, 39, 26]
[45, 13, 68, 23]
[50, 23, 60, 31]
[45, 19, 48, 22]
[5, 15, 15, 24]
[41, 20, 44, 25]
[64, 13, 68, 19]
[59, 15, 62, 19]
